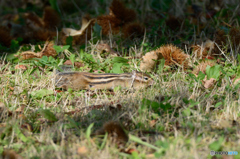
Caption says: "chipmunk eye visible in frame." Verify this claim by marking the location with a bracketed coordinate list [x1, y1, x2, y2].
[144, 77, 148, 80]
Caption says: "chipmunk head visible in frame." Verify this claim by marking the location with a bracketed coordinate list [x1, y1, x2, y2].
[132, 71, 154, 88]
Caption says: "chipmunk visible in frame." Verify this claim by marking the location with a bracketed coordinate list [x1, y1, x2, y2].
[55, 70, 154, 90]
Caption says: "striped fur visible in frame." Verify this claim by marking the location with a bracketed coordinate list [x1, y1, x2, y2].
[55, 71, 153, 90]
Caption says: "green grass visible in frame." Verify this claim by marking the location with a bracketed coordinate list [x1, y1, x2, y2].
[1, 0, 240, 158]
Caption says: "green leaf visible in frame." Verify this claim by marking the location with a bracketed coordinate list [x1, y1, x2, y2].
[149, 101, 161, 112]
[183, 107, 191, 116]
[86, 123, 94, 145]
[215, 102, 222, 108]
[131, 151, 140, 159]
[31, 89, 54, 99]
[99, 133, 108, 150]
[41, 56, 49, 62]
[14, 125, 28, 142]
[62, 45, 70, 50]
[155, 140, 169, 149]
[158, 59, 165, 73]
[6, 53, 19, 62]
[112, 57, 129, 64]
[111, 63, 124, 74]
[206, 65, 221, 80]
[237, 54, 240, 63]
[183, 98, 189, 104]
[39, 109, 58, 122]
[209, 137, 224, 151]
[69, 54, 75, 67]
[53, 45, 70, 53]
[142, 98, 173, 113]
[198, 71, 205, 80]
[188, 73, 198, 82]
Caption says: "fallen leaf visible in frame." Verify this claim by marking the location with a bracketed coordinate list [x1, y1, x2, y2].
[16, 41, 56, 60]
[77, 146, 88, 155]
[192, 40, 216, 59]
[149, 120, 157, 127]
[21, 123, 33, 132]
[96, 43, 118, 55]
[63, 60, 84, 68]
[124, 148, 139, 154]
[203, 77, 216, 89]
[62, 18, 95, 36]
[15, 105, 25, 113]
[18, 114, 27, 120]
[15, 65, 28, 70]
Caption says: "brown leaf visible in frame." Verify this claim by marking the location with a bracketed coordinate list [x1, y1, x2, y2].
[15, 65, 28, 70]
[124, 148, 139, 154]
[63, 60, 84, 68]
[15, 51, 42, 60]
[41, 41, 57, 57]
[203, 77, 216, 89]
[149, 120, 157, 127]
[192, 40, 219, 59]
[15, 105, 25, 113]
[96, 43, 118, 55]
[18, 114, 27, 120]
[62, 18, 95, 36]
[74, 62, 84, 68]
[77, 146, 88, 155]
[16, 41, 56, 60]
[21, 123, 33, 132]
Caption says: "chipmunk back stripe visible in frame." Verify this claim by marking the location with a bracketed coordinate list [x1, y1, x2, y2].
[89, 80, 115, 85]
[84, 75, 121, 79]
